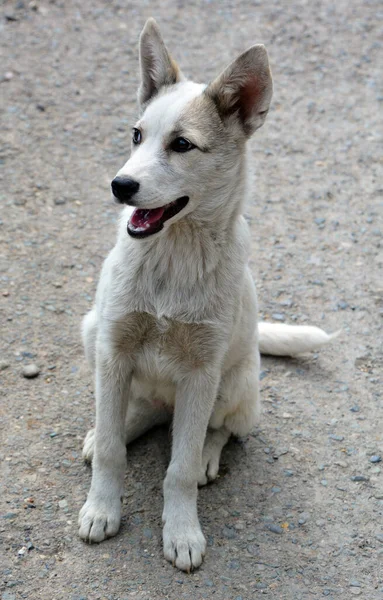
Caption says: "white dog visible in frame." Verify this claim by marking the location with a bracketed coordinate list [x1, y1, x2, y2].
[78, 18, 336, 572]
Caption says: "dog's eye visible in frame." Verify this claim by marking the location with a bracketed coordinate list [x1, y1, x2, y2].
[170, 137, 195, 153]
[132, 128, 142, 145]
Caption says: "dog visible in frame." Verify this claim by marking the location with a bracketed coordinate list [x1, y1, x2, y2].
[78, 18, 336, 572]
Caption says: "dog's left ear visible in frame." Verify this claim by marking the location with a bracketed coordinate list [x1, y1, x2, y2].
[138, 18, 184, 107]
[205, 45, 273, 137]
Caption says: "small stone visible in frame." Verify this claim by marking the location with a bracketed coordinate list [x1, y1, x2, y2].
[18, 546, 27, 557]
[350, 580, 361, 587]
[284, 469, 294, 477]
[374, 492, 383, 499]
[54, 197, 66, 205]
[314, 217, 326, 226]
[321, 479, 328, 487]
[222, 526, 236, 539]
[337, 300, 349, 310]
[298, 513, 309, 525]
[143, 528, 152, 539]
[351, 475, 369, 482]
[272, 313, 285, 322]
[350, 590, 362, 596]
[316, 519, 326, 527]
[370, 455, 381, 463]
[2, 512, 17, 519]
[22, 364, 40, 378]
[265, 523, 283, 535]
[274, 447, 289, 458]
[350, 405, 360, 413]
[255, 583, 267, 590]
[58, 499, 68, 509]
[0, 360, 10, 370]
[329, 434, 344, 441]
[2, 593, 16, 600]
[376, 533, 383, 544]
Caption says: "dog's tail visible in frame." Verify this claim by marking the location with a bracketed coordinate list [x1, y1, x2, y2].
[258, 322, 340, 357]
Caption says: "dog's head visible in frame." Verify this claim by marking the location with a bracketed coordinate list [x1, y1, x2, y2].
[112, 18, 273, 239]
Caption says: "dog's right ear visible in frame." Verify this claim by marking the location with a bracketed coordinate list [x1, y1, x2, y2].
[138, 18, 183, 107]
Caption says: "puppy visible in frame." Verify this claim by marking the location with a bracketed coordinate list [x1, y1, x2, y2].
[78, 18, 335, 572]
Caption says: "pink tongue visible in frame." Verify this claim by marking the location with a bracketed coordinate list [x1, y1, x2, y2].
[130, 206, 165, 228]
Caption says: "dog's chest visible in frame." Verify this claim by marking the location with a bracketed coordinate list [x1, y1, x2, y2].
[114, 312, 219, 383]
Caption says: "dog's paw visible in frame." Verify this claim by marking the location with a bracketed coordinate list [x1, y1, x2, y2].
[82, 428, 95, 463]
[197, 435, 222, 486]
[163, 519, 206, 572]
[78, 494, 121, 543]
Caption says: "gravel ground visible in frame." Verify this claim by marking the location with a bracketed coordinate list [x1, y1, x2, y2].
[1, 1, 382, 598]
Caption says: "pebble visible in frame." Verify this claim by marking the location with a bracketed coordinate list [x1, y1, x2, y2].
[0, 360, 10, 370]
[58, 499, 68, 509]
[265, 523, 283, 534]
[321, 479, 328, 487]
[272, 313, 285, 321]
[329, 434, 344, 441]
[351, 475, 369, 482]
[376, 534, 383, 544]
[337, 300, 349, 310]
[370, 455, 381, 463]
[350, 590, 362, 596]
[274, 447, 289, 458]
[22, 364, 40, 378]
[54, 197, 66, 205]
[350, 580, 361, 587]
[284, 470, 294, 477]
[350, 405, 360, 413]
[222, 526, 236, 539]
[374, 492, 383, 499]
[314, 217, 326, 226]
[2, 593, 16, 600]
[298, 513, 309, 525]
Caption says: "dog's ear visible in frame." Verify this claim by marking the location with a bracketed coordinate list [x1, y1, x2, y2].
[205, 45, 273, 137]
[138, 18, 183, 107]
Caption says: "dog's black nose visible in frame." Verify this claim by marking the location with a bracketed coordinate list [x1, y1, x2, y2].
[111, 176, 140, 203]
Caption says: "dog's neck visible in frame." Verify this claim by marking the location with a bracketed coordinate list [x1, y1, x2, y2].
[122, 186, 248, 285]
[120, 150, 249, 281]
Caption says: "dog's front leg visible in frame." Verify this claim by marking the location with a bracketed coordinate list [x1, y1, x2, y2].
[79, 340, 131, 543]
[162, 369, 219, 572]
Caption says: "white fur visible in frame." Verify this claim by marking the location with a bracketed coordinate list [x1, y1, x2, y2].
[78, 18, 337, 573]
[258, 323, 340, 356]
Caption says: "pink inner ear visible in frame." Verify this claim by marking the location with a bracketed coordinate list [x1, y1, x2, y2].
[239, 76, 261, 122]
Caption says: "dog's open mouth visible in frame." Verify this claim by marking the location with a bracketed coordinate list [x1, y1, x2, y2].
[127, 196, 189, 238]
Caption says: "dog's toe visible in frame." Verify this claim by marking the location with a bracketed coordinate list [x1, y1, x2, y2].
[78, 496, 121, 543]
[163, 520, 206, 572]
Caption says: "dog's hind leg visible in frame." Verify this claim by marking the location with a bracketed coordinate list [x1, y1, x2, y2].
[82, 308, 98, 371]
[83, 396, 171, 463]
[210, 352, 261, 438]
[197, 426, 230, 486]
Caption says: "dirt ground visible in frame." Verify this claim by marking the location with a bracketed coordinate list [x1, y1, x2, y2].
[1, 0, 382, 598]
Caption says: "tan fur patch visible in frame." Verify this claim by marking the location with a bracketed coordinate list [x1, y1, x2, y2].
[111, 312, 222, 374]
[165, 321, 221, 371]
